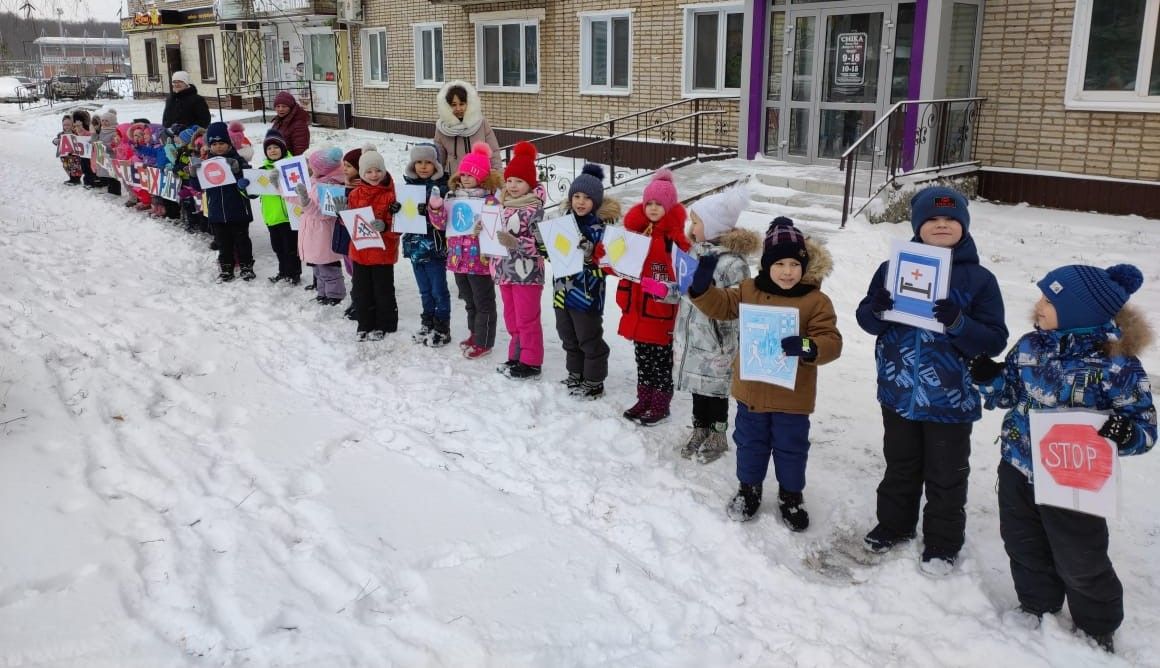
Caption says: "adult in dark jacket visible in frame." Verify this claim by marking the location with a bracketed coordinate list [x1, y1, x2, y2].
[270, 91, 311, 157]
[162, 71, 211, 129]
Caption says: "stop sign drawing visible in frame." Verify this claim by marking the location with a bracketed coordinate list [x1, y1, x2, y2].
[198, 158, 235, 188]
[1039, 424, 1114, 492]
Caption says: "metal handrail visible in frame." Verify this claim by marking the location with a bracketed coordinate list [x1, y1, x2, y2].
[214, 79, 315, 124]
[839, 96, 984, 166]
[536, 110, 727, 162]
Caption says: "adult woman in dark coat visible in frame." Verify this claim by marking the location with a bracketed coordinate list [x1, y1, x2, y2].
[161, 71, 211, 129]
[270, 91, 311, 157]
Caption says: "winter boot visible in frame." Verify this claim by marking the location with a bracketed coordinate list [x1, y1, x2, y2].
[505, 362, 542, 380]
[1087, 632, 1114, 654]
[427, 318, 451, 348]
[561, 372, 583, 390]
[635, 389, 672, 426]
[463, 344, 492, 359]
[777, 488, 809, 532]
[239, 264, 257, 281]
[217, 264, 235, 283]
[695, 422, 730, 464]
[863, 524, 917, 554]
[680, 424, 711, 459]
[726, 483, 763, 522]
[459, 333, 475, 350]
[622, 385, 650, 421]
[570, 380, 604, 399]
[919, 545, 958, 578]
[412, 314, 434, 344]
[496, 359, 519, 374]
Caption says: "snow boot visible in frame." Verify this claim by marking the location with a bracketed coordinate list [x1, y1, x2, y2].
[427, 318, 451, 348]
[216, 264, 235, 283]
[635, 389, 672, 426]
[239, 264, 257, 281]
[561, 372, 583, 390]
[919, 545, 958, 578]
[695, 422, 729, 464]
[777, 488, 809, 532]
[727, 483, 762, 522]
[459, 333, 475, 350]
[570, 380, 604, 399]
[463, 344, 492, 359]
[505, 362, 542, 380]
[496, 359, 519, 374]
[1086, 632, 1114, 654]
[622, 384, 650, 421]
[680, 425, 711, 459]
[412, 314, 434, 344]
[863, 525, 917, 554]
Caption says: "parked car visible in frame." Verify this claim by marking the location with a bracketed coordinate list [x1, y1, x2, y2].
[0, 76, 36, 102]
[95, 77, 133, 99]
[46, 75, 85, 100]
[14, 76, 41, 99]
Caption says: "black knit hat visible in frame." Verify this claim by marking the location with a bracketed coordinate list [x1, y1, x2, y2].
[761, 217, 809, 272]
[263, 129, 288, 154]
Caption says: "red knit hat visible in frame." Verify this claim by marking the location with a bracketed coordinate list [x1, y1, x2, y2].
[503, 141, 538, 188]
[343, 147, 362, 168]
[642, 169, 679, 212]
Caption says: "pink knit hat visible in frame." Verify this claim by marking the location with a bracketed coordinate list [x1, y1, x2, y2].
[458, 142, 493, 183]
[307, 146, 344, 180]
[227, 121, 249, 147]
[642, 169, 678, 212]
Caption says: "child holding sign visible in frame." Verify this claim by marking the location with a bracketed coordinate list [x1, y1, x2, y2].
[401, 142, 452, 347]
[854, 186, 1007, 575]
[54, 114, 81, 186]
[259, 130, 299, 284]
[344, 145, 401, 340]
[190, 122, 257, 282]
[293, 146, 347, 305]
[969, 264, 1154, 653]
[689, 219, 840, 529]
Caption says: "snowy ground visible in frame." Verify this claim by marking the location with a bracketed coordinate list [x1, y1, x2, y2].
[1, 100, 1158, 667]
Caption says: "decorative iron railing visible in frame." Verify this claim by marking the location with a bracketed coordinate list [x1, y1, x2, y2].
[214, 80, 315, 125]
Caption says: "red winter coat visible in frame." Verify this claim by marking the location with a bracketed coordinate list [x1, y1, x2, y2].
[347, 179, 400, 266]
[270, 99, 311, 157]
[611, 202, 690, 345]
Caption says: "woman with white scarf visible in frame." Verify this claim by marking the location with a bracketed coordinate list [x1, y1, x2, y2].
[433, 80, 502, 176]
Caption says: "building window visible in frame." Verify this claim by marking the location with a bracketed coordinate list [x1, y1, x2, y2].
[198, 35, 216, 83]
[581, 12, 632, 94]
[1066, 0, 1160, 111]
[414, 24, 444, 87]
[308, 33, 337, 83]
[144, 38, 159, 80]
[683, 5, 744, 96]
[362, 28, 388, 86]
[476, 19, 539, 92]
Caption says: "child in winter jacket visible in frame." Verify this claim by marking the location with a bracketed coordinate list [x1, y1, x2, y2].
[336, 147, 364, 320]
[430, 141, 501, 359]
[293, 146, 347, 305]
[126, 122, 156, 211]
[555, 164, 619, 399]
[665, 185, 759, 463]
[969, 264, 1154, 654]
[54, 114, 81, 185]
[71, 110, 98, 188]
[343, 145, 400, 340]
[190, 121, 257, 282]
[691, 219, 841, 530]
[492, 141, 547, 379]
[610, 169, 690, 425]
[229, 121, 254, 162]
[94, 110, 121, 196]
[855, 186, 1008, 575]
[173, 126, 206, 234]
[259, 130, 300, 284]
[401, 142, 452, 346]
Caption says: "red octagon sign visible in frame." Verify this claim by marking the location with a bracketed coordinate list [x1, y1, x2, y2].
[1040, 424, 1114, 492]
[202, 160, 229, 187]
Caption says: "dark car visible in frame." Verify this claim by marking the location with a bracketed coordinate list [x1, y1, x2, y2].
[46, 75, 85, 100]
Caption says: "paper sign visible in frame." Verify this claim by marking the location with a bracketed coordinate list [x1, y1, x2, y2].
[285, 196, 306, 230]
[673, 247, 700, 294]
[445, 197, 485, 238]
[57, 134, 74, 157]
[477, 203, 509, 257]
[393, 184, 429, 235]
[274, 155, 311, 194]
[1029, 410, 1120, 519]
[339, 206, 386, 250]
[538, 215, 583, 277]
[881, 239, 952, 333]
[317, 184, 345, 216]
[93, 141, 113, 173]
[197, 157, 237, 189]
[739, 303, 799, 389]
[242, 169, 281, 195]
[158, 170, 181, 202]
[74, 138, 92, 158]
[601, 226, 651, 279]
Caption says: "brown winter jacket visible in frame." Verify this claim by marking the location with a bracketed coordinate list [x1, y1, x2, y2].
[691, 236, 841, 414]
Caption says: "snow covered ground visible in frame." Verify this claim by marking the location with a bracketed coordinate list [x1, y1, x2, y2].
[1, 100, 1158, 667]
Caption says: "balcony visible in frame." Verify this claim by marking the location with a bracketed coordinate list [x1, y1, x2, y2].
[251, 0, 336, 17]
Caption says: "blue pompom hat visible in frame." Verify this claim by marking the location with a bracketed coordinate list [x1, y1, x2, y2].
[205, 121, 231, 146]
[910, 186, 970, 235]
[1037, 264, 1144, 330]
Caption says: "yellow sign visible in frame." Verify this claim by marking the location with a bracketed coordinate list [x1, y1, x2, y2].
[607, 237, 626, 263]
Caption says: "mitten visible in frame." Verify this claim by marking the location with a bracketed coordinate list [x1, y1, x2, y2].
[496, 230, 519, 249]
[781, 336, 818, 360]
[932, 298, 963, 329]
[331, 196, 348, 212]
[688, 253, 718, 296]
[224, 157, 240, 173]
[294, 183, 311, 207]
[371, 219, 386, 232]
[428, 193, 443, 210]
[968, 355, 1005, 383]
[1098, 415, 1135, 448]
[640, 277, 671, 299]
[869, 287, 894, 313]
[417, 203, 427, 216]
[236, 178, 250, 191]
[388, 201, 402, 214]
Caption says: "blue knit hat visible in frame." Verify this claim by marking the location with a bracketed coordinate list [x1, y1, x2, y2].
[568, 163, 605, 212]
[178, 125, 199, 145]
[205, 121, 231, 146]
[910, 186, 970, 235]
[1037, 264, 1143, 330]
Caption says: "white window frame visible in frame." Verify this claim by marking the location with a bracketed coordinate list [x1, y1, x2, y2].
[472, 14, 541, 93]
[362, 27, 389, 88]
[197, 34, 217, 83]
[413, 23, 445, 88]
[580, 10, 633, 96]
[1065, 0, 1160, 112]
[681, 3, 744, 98]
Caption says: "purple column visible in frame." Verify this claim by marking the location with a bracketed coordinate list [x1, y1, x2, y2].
[746, 0, 768, 159]
[902, 0, 928, 171]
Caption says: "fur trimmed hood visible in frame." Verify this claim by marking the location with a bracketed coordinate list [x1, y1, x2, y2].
[1023, 303, 1153, 357]
[800, 236, 834, 287]
[708, 226, 761, 258]
[436, 80, 485, 137]
[563, 197, 622, 223]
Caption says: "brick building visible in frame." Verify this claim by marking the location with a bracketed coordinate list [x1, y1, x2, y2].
[122, 2, 224, 98]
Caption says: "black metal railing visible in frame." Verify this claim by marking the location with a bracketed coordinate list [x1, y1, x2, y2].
[123, 74, 171, 98]
[499, 97, 740, 210]
[839, 97, 985, 228]
[214, 80, 315, 125]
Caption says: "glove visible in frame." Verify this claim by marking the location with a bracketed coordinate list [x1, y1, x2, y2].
[1098, 415, 1135, 448]
[869, 287, 894, 314]
[417, 203, 427, 216]
[932, 298, 963, 329]
[578, 238, 594, 261]
[388, 201, 402, 214]
[496, 230, 519, 250]
[236, 178, 250, 191]
[294, 183, 311, 207]
[781, 336, 818, 360]
[640, 277, 670, 299]
[688, 253, 718, 296]
[371, 219, 387, 232]
[428, 193, 443, 210]
[967, 355, 1005, 383]
[331, 195, 348, 213]
[223, 157, 240, 173]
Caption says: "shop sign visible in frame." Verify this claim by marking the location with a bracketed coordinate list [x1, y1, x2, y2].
[835, 32, 866, 86]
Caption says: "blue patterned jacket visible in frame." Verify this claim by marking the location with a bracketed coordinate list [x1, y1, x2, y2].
[401, 174, 450, 263]
[855, 235, 1008, 423]
[977, 323, 1156, 481]
[552, 199, 619, 313]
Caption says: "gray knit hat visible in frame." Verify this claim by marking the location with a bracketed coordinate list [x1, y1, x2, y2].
[567, 163, 605, 211]
[405, 142, 444, 180]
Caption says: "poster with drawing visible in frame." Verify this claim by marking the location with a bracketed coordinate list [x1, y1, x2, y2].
[672, 246, 700, 294]
[444, 197, 485, 238]
[1029, 409, 1120, 520]
[600, 226, 650, 279]
[477, 202, 509, 257]
[285, 195, 306, 230]
[881, 239, 952, 333]
[739, 304, 799, 389]
[273, 155, 311, 194]
[242, 169, 281, 196]
[339, 206, 386, 250]
[538, 214, 584, 278]
[316, 184, 345, 216]
[197, 157, 237, 189]
[393, 184, 430, 234]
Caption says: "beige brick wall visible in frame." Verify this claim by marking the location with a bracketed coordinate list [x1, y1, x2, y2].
[974, 0, 1160, 181]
